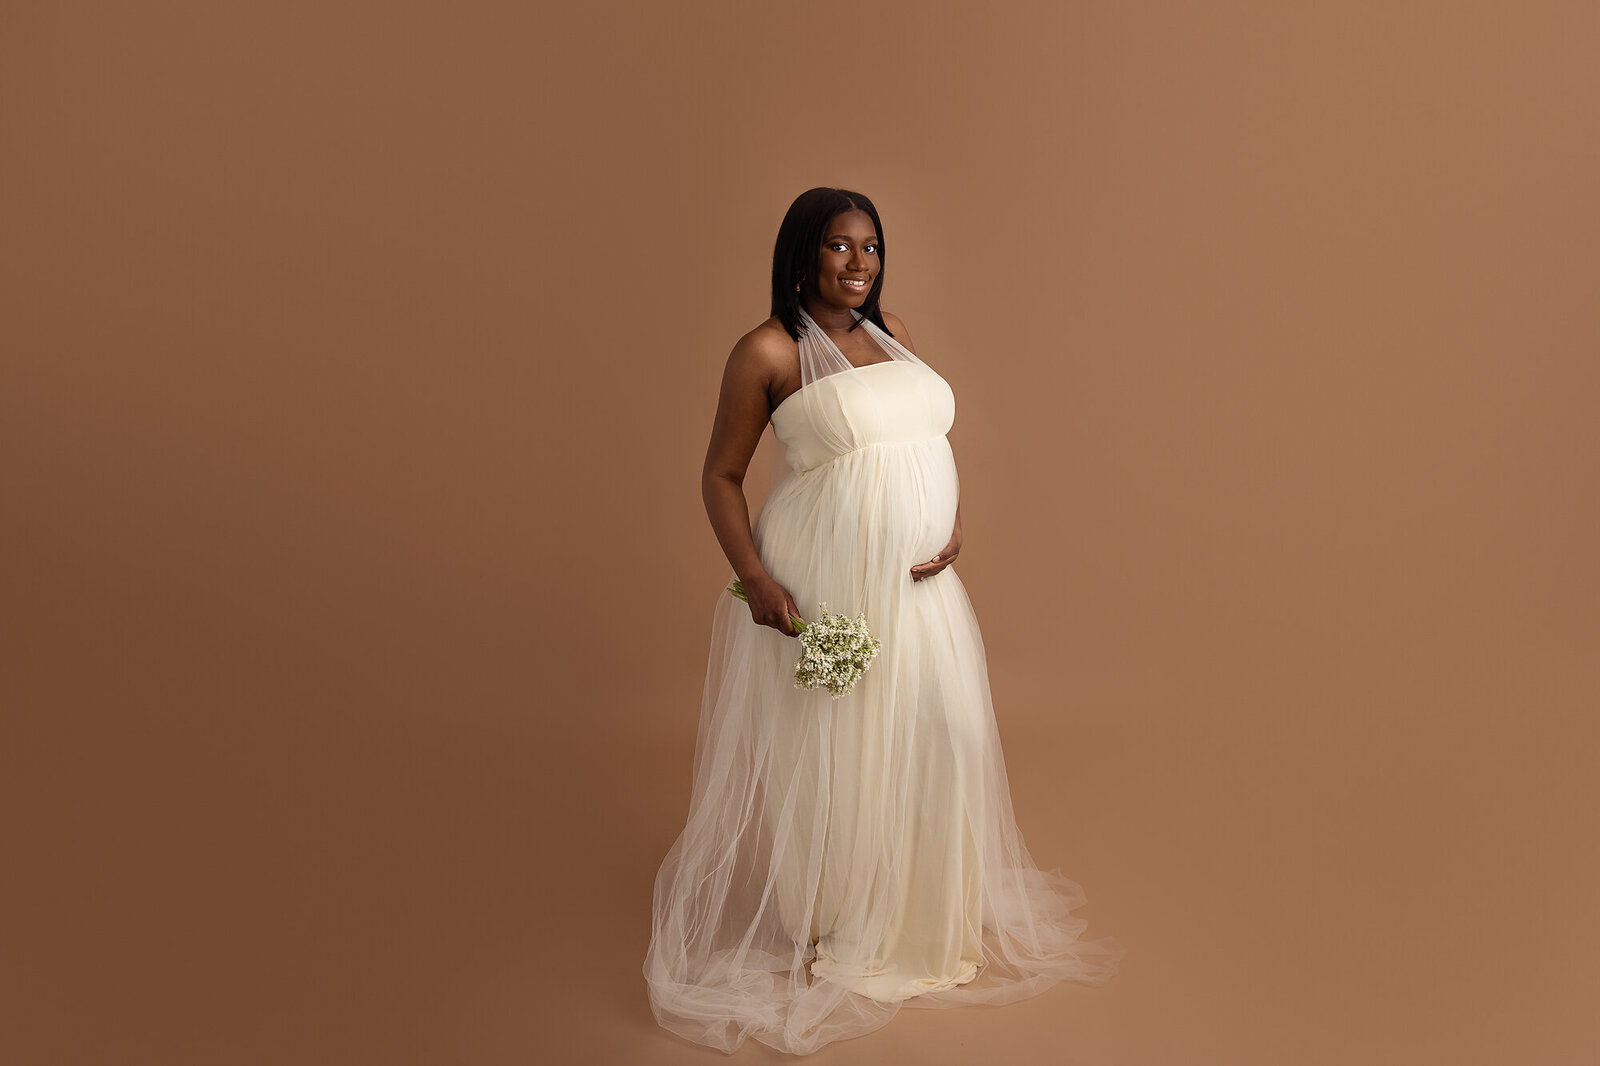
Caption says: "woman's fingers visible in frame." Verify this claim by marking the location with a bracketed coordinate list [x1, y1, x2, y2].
[761, 590, 800, 635]
[748, 587, 793, 635]
[911, 550, 958, 580]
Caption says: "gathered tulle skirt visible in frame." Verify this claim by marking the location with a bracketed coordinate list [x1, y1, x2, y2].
[645, 437, 1123, 1054]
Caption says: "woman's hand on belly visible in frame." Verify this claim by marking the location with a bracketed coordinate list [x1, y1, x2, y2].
[910, 521, 962, 582]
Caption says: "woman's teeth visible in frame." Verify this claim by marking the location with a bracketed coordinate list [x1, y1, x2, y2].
[840, 278, 868, 290]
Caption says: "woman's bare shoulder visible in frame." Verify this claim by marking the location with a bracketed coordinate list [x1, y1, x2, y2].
[726, 316, 797, 377]
[879, 310, 916, 352]
[713, 317, 798, 416]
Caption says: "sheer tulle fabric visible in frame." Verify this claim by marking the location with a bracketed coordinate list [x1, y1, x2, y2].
[645, 310, 1123, 1054]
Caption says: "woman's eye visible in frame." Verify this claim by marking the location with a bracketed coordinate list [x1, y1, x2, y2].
[865, 244, 879, 254]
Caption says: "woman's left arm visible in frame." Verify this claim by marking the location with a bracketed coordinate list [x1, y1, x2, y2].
[885, 310, 963, 583]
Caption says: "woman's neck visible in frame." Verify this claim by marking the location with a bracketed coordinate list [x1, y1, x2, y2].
[802, 300, 860, 334]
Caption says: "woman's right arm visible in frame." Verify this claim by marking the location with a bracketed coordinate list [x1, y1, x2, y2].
[702, 331, 805, 636]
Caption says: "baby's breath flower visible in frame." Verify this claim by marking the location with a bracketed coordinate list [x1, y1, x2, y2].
[727, 579, 882, 699]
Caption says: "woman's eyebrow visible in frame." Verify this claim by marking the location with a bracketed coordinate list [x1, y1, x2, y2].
[824, 234, 880, 242]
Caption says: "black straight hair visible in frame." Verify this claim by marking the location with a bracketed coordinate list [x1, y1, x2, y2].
[770, 187, 890, 341]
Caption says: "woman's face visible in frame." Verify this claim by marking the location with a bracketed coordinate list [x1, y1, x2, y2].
[807, 209, 880, 313]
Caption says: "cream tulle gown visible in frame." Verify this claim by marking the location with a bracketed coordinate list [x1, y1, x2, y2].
[645, 308, 1123, 1054]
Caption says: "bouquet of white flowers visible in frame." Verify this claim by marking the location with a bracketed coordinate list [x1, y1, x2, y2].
[727, 578, 882, 700]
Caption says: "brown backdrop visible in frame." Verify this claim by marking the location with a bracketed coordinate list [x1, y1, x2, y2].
[4, 3, 1597, 1064]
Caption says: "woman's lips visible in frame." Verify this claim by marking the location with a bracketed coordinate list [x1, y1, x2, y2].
[839, 277, 870, 292]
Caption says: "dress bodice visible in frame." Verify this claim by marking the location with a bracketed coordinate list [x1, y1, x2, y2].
[769, 354, 956, 473]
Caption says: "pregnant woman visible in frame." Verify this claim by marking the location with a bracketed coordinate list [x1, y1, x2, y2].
[644, 187, 1123, 1055]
